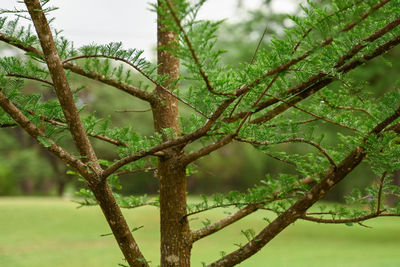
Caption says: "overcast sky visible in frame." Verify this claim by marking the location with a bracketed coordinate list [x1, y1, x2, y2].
[2, 0, 298, 59]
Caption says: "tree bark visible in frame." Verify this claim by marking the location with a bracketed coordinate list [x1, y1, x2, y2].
[153, 1, 192, 266]
[89, 181, 149, 267]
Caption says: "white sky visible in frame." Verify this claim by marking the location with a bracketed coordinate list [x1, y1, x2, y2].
[2, 0, 298, 59]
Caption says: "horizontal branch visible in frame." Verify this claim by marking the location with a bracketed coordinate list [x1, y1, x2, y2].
[191, 204, 259, 242]
[192, 176, 316, 243]
[181, 134, 235, 166]
[62, 62, 157, 104]
[266, 93, 359, 131]
[301, 212, 399, 224]
[236, 137, 337, 168]
[319, 92, 373, 117]
[0, 33, 157, 105]
[6, 73, 54, 86]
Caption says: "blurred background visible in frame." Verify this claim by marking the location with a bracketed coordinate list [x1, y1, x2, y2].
[1, 0, 399, 202]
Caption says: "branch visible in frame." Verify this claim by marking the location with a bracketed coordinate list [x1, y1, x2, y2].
[192, 176, 316, 243]
[0, 87, 91, 177]
[24, 0, 102, 175]
[0, 34, 158, 105]
[301, 213, 379, 224]
[250, 25, 269, 64]
[192, 204, 259, 242]
[236, 137, 337, 168]
[63, 54, 210, 117]
[6, 73, 54, 86]
[207, 103, 400, 266]
[377, 171, 387, 213]
[62, 61, 158, 104]
[227, 16, 400, 124]
[265, 118, 319, 128]
[231, 0, 392, 99]
[251, 32, 400, 125]
[181, 134, 235, 166]
[100, 99, 239, 178]
[291, 0, 363, 53]
[319, 92, 373, 117]
[116, 167, 156, 176]
[263, 93, 359, 131]
[115, 108, 152, 113]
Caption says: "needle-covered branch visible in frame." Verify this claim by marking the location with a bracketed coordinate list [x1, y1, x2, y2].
[226, 16, 400, 124]
[0, 35, 157, 105]
[6, 73, 54, 86]
[207, 103, 400, 267]
[191, 176, 316, 243]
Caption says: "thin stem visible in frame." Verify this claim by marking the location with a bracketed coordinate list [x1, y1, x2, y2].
[250, 25, 268, 64]
[264, 93, 358, 132]
[6, 73, 53, 86]
[115, 108, 152, 113]
[376, 171, 387, 213]
[319, 92, 373, 118]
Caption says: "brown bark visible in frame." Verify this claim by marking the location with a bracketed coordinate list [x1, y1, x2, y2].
[89, 181, 149, 267]
[24, 0, 102, 174]
[22, 2, 148, 266]
[152, 1, 192, 266]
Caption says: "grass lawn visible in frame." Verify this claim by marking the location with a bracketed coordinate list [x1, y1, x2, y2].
[0, 197, 399, 267]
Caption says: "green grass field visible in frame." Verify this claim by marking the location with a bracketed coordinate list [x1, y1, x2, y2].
[0, 197, 399, 267]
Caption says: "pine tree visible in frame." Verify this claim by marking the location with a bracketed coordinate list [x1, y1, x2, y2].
[1, 0, 400, 266]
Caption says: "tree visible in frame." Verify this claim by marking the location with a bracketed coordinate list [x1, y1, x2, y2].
[1, 0, 400, 266]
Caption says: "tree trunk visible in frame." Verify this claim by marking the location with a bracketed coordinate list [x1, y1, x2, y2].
[153, 1, 192, 266]
[158, 159, 192, 267]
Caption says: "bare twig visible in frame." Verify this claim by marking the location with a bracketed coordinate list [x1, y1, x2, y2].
[266, 118, 319, 128]
[115, 108, 152, 113]
[376, 171, 387, 213]
[250, 25, 269, 64]
[301, 213, 378, 224]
